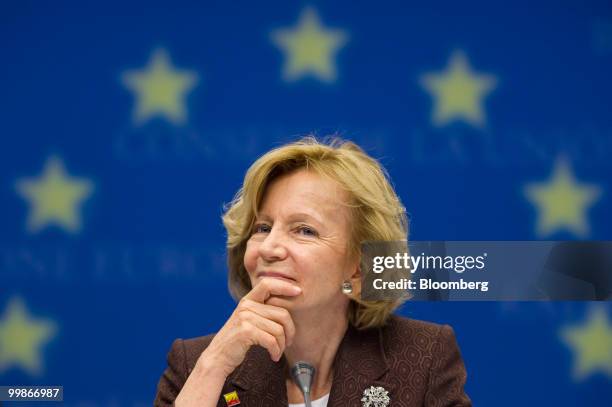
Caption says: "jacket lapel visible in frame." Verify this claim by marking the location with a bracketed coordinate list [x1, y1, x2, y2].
[229, 345, 288, 407]
[328, 324, 395, 407]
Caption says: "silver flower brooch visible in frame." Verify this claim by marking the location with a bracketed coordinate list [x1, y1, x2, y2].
[361, 386, 390, 407]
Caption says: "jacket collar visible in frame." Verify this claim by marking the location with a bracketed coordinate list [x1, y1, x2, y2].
[228, 322, 395, 406]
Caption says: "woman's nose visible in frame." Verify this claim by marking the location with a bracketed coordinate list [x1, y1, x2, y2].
[258, 227, 288, 261]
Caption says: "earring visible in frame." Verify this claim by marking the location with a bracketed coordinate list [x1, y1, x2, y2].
[341, 280, 353, 295]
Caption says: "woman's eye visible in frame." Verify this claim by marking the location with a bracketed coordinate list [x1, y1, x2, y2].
[253, 224, 271, 234]
[296, 226, 318, 237]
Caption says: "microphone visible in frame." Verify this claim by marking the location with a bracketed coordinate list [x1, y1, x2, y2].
[291, 361, 316, 407]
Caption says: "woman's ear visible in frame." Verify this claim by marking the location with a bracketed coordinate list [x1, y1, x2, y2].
[349, 263, 361, 297]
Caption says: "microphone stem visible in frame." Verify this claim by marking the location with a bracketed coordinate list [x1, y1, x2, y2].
[303, 391, 312, 407]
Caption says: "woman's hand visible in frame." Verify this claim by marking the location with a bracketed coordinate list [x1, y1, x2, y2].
[174, 278, 300, 406]
[201, 278, 300, 375]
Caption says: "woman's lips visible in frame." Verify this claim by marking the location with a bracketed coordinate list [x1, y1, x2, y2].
[257, 271, 297, 282]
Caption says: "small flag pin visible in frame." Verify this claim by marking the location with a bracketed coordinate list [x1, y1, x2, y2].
[223, 390, 241, 406]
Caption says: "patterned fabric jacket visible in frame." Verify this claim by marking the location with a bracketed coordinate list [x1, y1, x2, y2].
[154, 315, 472, 407]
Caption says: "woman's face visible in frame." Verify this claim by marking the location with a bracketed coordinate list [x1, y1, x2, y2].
[244, 169, 359, 314]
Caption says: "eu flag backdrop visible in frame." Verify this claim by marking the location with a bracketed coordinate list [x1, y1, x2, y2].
[1, 0, 611, 405]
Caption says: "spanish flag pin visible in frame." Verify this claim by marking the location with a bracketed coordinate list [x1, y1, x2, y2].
[223, 390, 241, 406]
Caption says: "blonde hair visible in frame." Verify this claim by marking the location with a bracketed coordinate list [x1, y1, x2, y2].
[222, 136, 409, 329]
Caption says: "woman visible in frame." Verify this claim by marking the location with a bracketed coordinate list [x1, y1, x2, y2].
[154, 137, 471, 407]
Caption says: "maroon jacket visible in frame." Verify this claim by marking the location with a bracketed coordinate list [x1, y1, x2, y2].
[154, 315, 471, 406]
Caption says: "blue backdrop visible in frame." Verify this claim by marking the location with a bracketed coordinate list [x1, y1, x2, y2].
[1, 0, 611, 405]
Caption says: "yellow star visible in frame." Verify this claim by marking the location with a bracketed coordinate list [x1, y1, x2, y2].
[560, 306, 612, 380]
[271, 7, 348, 82]
[122, 48, 199, 125]
[524, 157, 602, 237]
[420, 50, 497, 128]
[15, 156, 94, 234]
[0, 297, 57, 376]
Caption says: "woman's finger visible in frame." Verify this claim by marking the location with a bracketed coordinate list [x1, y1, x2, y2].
[241, 299, 296, 347]
[241, 311, 286, 357]
[246, 278, 301, 303]
[243, 321, 283, 361]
